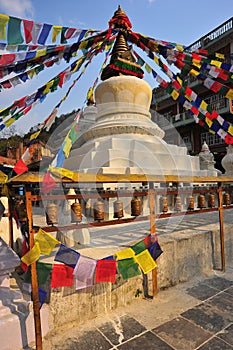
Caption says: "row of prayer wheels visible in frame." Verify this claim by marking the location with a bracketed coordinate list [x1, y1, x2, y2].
[159, 192, 232, 213]
[45, 197, 142, 225]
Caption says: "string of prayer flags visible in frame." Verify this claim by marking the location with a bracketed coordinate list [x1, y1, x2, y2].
[51, 264, 74, 288]
[54, 244, 80, 267]
[117, 258, 141, 280]
[95, 259, 117, 283]
[35, 228, 60, 255]
[135, 250, 157, 274]
[21, 241, 41, 266]
[73, 255, 97, 290]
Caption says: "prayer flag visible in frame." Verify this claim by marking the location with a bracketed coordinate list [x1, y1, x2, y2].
[73, 255, 97, 290]
[21, 242, 41, 266]
[132, 240, 146, 255]
[7, 17, 23, 45]
[0, 14, 9, 40]
[41, 171, 57, 194]
[13, 158, 28, 175]
[24, 262, 52, 286]
[52, 25, 62, 43]
[38, 23, 52, 45]
[51, 264, 74, 288]
[115, 248, 135, 260]
[117, 258, 141, 280]
[54, 244, 80, 267]
[38, 288, 47, 309]
[95, 259, 116, 283]
[23, 19, 34, 43]
[35, 228, 60, 255]
[148, 241, 163, 260]
[135, 250, 157, 274]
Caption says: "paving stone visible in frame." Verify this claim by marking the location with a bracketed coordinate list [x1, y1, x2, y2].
[217, 324, 233, 346]
[207, 292, 233, 314]
[152, 317, 211, 350]
[224, 286, 233, 296]
[181, 303, 233, 333]
[203, 277, 233, 291]
[98, 315, 146, 346]
[185, 282, 219, 301]
[197, 336, 233, 349]
[55, 330, 113, 350]
[117, 331, 173, 350]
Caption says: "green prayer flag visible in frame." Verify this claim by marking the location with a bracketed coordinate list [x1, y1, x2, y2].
[7, 17, 23, 45]
[24, 262, 52, 286]
[132, 240, 146, 255]
[117, 258, 141, 280]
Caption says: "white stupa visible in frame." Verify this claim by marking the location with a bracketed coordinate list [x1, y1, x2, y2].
[64, 7, 218, 179]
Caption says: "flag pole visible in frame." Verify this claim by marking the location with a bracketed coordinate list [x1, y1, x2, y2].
[149, 182, 158, 296]
[25, 186, 43, 350]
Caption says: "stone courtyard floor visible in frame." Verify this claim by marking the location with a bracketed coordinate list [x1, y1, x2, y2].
[41, 267, 233, 350]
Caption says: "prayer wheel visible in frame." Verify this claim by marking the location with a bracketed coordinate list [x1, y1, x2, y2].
[113, 199, 124, 219]
[16, 202, 27, 222]
[71, 201, 82, 223]
[46, 203, 58, 225]
[198, 194, 206, 209]
[159, 196, 168, 213]
[93, 199, 104, 221]
[208, 193, 215, 208]
[174, 196, 182, 212]
[223, 192, 231, 206]
[187, 195, 194, 211]
[131, 197, 141, 216]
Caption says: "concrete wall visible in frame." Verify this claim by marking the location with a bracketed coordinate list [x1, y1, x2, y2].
[43, 223, 233, 333]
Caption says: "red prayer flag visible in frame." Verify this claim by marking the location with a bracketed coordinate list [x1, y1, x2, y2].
[0, 54, 15, 66]
[41, 171, 57, 194]
[21, 238, 29, 272]
[51, 264, 74, 288]
[13, 158, 28, 175]
[23, 19, 34, 44]
[95, 259, 116, 283]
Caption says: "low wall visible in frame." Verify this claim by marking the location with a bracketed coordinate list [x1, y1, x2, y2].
[43, 222, 233, 333]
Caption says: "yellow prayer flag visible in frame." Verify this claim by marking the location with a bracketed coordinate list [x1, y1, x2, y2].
[135, 250, 157, 274]
[177, 76, 183, 86]
[63, 135, 72, 158]
[21, 242, 41, 266]
[192, 59, 201, 69]
[175, 44, 184, 52]
[153, 55, 159, 65]
[43, 80, 54, 94]
[210, 60, 222, 68]
[35, 49, 47, 58]
[226, 89, 233, 100]
[190, 69, 199, 77]
[171, 90, 179, 100]
[227, 124, 233, 136]
[205, 118, 213, 128]
[35, 228, 60, 255]
[28, 69, 36, 79]
[52, 25, 62, 43]
[4, 117, 15, 127]
[145, 63, 152, 74]
[115, 248, 135, 260]
[0, 14, 9, 40]
[200, 100, 208, 110]
[30, 130, 41, 140]
[216, 53, 224, 59]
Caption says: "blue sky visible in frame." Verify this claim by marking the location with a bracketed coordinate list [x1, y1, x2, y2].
[0, 0, 232, 134]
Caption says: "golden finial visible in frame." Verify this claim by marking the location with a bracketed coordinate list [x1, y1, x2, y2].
[114, 5, 125, 16]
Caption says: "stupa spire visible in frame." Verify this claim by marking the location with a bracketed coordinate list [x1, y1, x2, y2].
[101, 6, 144, 81]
